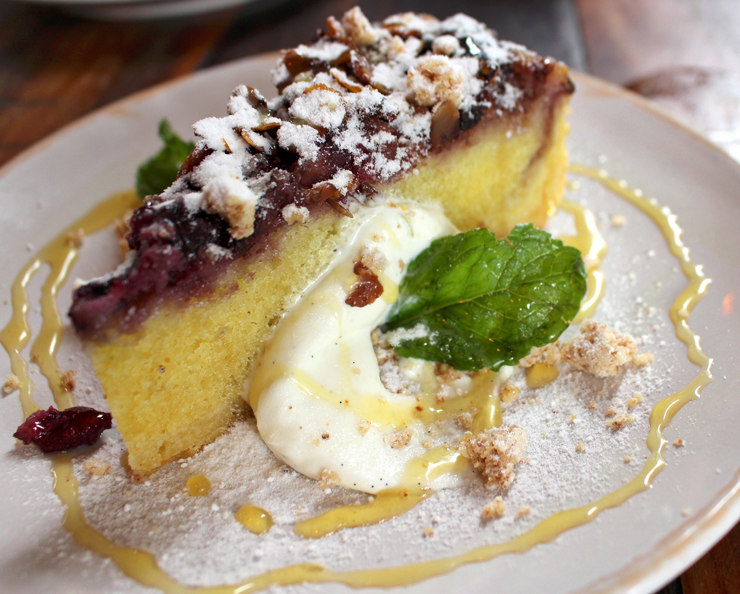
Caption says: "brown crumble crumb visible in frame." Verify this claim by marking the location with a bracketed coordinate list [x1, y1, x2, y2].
[357, 420, 371, 435]
[500, 384, 521, 403]
[569, 413, 578, 424]
[318, 469, 340, 488]
[3, 373, 20, 396]
[60, 369, 77, 392]
[83, 459, 111, 477]
[610, 214, 627, 227]
[516, 506, 531, 519]
[385, 428, 413, 449]
[65, 228, 84, 248]
[576, 441, 586, 453]
[421, 439, 433, 449]
[321, 433, 330, 440]
[481, 496, 506, 520]
[561, 320, 638, 377]
[360, 246, 387, 271]
[423, 526, 435, 537]
[606, 413, 635, 431]
[31, 353, 40, 364]
[519, 343, 561, 368]
[605, 406, 618, 418]
[398, 259, 405, 272]
[282, 204, 310, 225]
[673, 439, 685, 447]
[627, 393, 643, 410]
[588, 401, 597, 410]
[433, 362, 464, 384]
[454, 409, 477, 430]
[459, 425, 526, 489]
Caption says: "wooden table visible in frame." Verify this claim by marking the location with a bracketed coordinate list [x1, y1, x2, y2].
[1, 1, 738, 592]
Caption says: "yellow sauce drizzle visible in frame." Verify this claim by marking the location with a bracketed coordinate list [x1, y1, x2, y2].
[295, 488, 428, 539]
[525, 363, 559, 389]
[559, 198, 608, 322]
[186, 475, 211, 497]
[236, 505, 273, 534]
[0, 190, 139, 416]
[1, 167, 713, 593]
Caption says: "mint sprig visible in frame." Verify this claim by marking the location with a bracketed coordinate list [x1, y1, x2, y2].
[135, 119, 195, 199]
[382, 225, 587, 371]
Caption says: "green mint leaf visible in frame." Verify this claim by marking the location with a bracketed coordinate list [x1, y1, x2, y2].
[382, 225, 587, 371]
[135, 119, 194, 199]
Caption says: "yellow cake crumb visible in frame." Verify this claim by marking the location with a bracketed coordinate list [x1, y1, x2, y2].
[500, 384, 521, 403]
[318, 469, 340, 488]
[516, 506, 531, 519]
[624, 455, 633, 463]
[65, 228, 85, 248]
[423, 526, 435, 537]
[673, 439, 685, 447]
[83, 459, 112, 477]
[459, 425, 526, 489]
[606, 413, 635, 431]
[60, 369, 77, 392]
[357, 420, 371, 435]
[610, 214, 627, 227]
[588, 401, 597, 410]
[3, 373, 20, 396]
[632, 352, 654, 367]
[481, 496, 506, 519]
[576, 441, 586, 453]
[627, 393, 643, 410]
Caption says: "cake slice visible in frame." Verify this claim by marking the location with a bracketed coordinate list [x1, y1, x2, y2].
[69, 7, 573, 477]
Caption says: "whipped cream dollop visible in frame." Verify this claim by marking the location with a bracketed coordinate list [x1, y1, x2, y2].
[247, 202, 511, 493]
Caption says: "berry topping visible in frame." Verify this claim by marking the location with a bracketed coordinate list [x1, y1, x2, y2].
[13, 406, 113, 453]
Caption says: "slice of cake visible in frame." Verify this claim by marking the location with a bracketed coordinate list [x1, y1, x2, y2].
[69, 7, 574, 478]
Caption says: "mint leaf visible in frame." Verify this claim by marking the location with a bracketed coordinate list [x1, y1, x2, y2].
[382, 225, 587, 371]
[135, 119, 194, 199]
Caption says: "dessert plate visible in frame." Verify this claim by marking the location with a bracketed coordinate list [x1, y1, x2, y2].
[9, 0, 292, 20]
[1, 54, 740, 594]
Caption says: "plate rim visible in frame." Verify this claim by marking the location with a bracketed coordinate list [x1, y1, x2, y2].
[2, 53, 740, 594]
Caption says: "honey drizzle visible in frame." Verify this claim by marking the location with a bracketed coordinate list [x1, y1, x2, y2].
[559, 197, 608, 322]
[236, 505, 273, 535]
[1, 168, 712, 593]
[1, 190, 139, 415]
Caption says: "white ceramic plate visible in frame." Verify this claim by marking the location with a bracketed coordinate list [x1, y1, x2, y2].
[1, 55, 740, 594]
[11, 0, 277, 20]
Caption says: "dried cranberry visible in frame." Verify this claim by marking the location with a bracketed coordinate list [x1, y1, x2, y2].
[13, 406, 113, 453]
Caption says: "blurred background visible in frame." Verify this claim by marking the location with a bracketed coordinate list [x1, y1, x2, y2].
[1, 1, 739, 592]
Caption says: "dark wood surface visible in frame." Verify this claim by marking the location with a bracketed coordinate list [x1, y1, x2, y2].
[1, 1, 738, 592]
